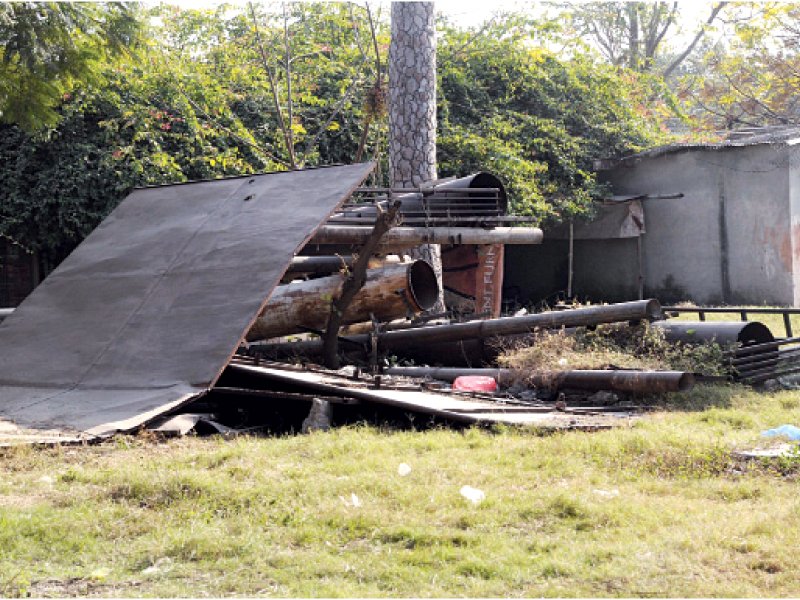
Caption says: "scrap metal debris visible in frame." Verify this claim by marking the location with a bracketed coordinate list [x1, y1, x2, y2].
[0, 167, 730, 443]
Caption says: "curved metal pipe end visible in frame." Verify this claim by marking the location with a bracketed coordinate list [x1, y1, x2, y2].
[645, 298, 663, 320]
[406, 260, 439, 312]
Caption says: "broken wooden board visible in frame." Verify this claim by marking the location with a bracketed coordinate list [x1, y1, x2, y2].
[0, 164, 375, 440]
[226, 362, 639, 429]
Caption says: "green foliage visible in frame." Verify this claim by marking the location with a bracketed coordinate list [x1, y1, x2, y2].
[0, 2, 142, 131]
[438, 31, 671, 225]
[0, 54, 275, 262]
[0, 2, 673, 263]
[675, 3, 800, 130]
[0, 3, 386, 262]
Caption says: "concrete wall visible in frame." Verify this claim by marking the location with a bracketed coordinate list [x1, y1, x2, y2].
[722, 145, 793, 305]
[596, 145, 797, 306]
[505, 143, 800, 307]
[789, 155, 800, 305]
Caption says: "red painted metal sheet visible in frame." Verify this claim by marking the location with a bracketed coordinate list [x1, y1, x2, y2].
[442, 244, 505, 318]
[0, 163, 374, 437]
[475, 244, 504, 318]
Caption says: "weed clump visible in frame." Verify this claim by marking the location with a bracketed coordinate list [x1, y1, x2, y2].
[498, 322, 730, 376]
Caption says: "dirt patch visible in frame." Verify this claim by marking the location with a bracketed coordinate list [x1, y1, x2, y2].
[0, 493, 49, 509]
[27, 577, 145, 598]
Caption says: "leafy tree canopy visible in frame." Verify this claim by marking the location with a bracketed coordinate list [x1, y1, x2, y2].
[675, 3, 800, 130]
[437, 18, 673, 224]
[0, 2, 142, 131]
[0, 3, 381, 262]
[0, 2, 672, 265]
[541, 1, 727, 78]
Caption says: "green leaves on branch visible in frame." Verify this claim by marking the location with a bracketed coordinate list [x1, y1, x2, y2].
[0, 2, 142, 131]
[438, 41, 670, 226]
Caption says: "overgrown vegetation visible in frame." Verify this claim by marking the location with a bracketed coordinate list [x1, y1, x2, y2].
[0, 3, 674, 266]
[498, 322, 729, 375]
[437, 29, 672, 224]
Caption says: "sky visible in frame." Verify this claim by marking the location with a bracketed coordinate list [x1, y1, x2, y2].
[157, 1, 721, 36]
[159, 0, 526, 28]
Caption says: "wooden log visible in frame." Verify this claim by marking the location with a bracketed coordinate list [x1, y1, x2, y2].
[246, 260, 439, 342]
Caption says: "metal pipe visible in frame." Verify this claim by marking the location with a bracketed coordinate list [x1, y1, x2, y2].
[309, 226, 544, 249]
[246, 260, 439, 342]
[285, 255, 405, 274]
[733, 346, 799, 373]
[723, 335, 800, 356]
[745, 361, 800, 384]
[664, 306, 800, 315]
[651, 321, 775, 347]
[652, 320, 780, 382]
[384, 366, 694, 393]
[345, 172, 508, 218]
[252, 299, 662, 356]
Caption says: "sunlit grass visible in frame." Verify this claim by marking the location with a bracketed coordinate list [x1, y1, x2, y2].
[2, 383, 800, 597]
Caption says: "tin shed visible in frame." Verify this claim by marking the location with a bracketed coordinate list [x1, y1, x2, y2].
[505, 127, 800, 307]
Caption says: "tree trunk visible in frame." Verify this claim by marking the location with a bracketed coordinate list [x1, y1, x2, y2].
[627, 3, 640, 71]
[388, 1, 445, 312]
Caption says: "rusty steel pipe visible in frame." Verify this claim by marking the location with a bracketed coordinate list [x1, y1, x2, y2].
[309, 226, 543, 249]
[526, 370, 693, 393]
[383, 366, 694, 393]
[250, 299, 662, 356]
[246, 260, 438, 342]
[651, 321, 775, 347]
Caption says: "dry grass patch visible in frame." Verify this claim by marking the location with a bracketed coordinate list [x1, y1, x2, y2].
[497, 323, 730, 381]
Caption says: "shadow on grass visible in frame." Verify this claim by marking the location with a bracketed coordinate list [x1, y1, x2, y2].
[646, 382, 743, 412]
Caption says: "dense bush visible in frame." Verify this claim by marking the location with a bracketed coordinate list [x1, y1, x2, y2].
[437, 29, 671, 224]
[0, 5, 672, 265]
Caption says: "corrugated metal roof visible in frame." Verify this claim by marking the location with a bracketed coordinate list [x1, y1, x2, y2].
[595, 125, 800, 170]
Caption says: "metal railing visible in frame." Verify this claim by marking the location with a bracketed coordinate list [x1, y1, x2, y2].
[724, 336, 800, 384]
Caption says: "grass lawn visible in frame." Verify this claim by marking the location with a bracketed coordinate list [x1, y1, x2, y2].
[2, 383, 800, 597]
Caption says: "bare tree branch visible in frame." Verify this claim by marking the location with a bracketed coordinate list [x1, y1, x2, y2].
[247, 1, 298, 168]
[300, 53, 368, 164]
[157, 47, 291, 169]
[282, 3, 297, 168]
[650, 2, 679, 57]
[356, 2, 385, 163]
[661, 2, 727, 80]
[321, 199, 402, 369]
